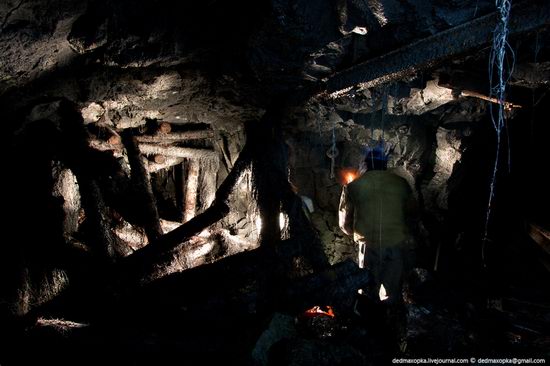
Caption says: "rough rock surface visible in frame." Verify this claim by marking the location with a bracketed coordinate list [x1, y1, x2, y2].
[284, 77, 491, 262]
[1, 0, 549, 320]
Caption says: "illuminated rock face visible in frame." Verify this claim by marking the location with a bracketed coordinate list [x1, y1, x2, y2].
[282, 81, 486, 264]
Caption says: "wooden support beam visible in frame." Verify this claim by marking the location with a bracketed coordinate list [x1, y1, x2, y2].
[325, 0, 550, 96]
[198, 157, 219, 212]
[99, 123, 122, 145]
[57, 100, 118, 259]
[215, 138, 233, 171]
[122, 132, 163, 242]
[107, 134, 122, 145]
[139, 143, 218, 160]
[114, 223, 148, 251]
[88, 138, 124, 152]
[175, 163, 185, 221]
[136, 130, 215, 143]
[151, 155, 166, 164]
[147, 156, 184, 173]
[184, 159, 200, 222]
[160, 219, 182, 234]
[158, 122, 172, 134]
[254, 160, 281, 248]
[52, 168, 81, 238]
[87, 123, 122, 147]
[122, 147, 252, 268]
[81, 179, 118, 259]
[121, 105, 304, 279]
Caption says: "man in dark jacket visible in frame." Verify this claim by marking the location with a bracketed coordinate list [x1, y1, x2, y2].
[339, 146, 416, 348]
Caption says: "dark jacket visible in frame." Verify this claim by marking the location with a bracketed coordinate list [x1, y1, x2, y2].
[339, 170, 415, 266]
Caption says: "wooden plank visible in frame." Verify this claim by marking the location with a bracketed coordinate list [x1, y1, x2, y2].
[121, 147, 252, 269]
[147, 156, 183, 173]
[184, 159, 200, 222]
[139, 143, 218, 160]
[122, 132, 163, 242]
[136, 130, 214, 143]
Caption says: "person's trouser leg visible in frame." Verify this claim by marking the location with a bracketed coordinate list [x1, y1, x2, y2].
[363, 247, 392, 330]
[380, 247, 409, 348]
[354, 246, 385, 324]
[379, 247, 404, 304]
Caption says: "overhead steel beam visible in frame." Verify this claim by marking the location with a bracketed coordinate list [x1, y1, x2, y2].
[325, 0, 550, 96]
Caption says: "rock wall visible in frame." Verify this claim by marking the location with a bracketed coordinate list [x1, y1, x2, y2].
[284, 80, 487, 265]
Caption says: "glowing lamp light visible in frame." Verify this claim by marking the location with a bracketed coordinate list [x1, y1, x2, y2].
[345, 172, 356, 184]
[379, 284, 389, 301]
[340, 169, 359, 185]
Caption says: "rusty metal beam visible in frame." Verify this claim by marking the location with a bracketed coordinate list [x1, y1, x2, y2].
[326, 0, 550, 96]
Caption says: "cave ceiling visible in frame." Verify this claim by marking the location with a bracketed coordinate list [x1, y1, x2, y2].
[0, 0, 548, 131]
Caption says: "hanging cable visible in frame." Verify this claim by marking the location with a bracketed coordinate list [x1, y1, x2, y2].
[483, 0, 514, 263]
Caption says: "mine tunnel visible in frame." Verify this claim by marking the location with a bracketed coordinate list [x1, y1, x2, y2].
[1, 0, 549, 364]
